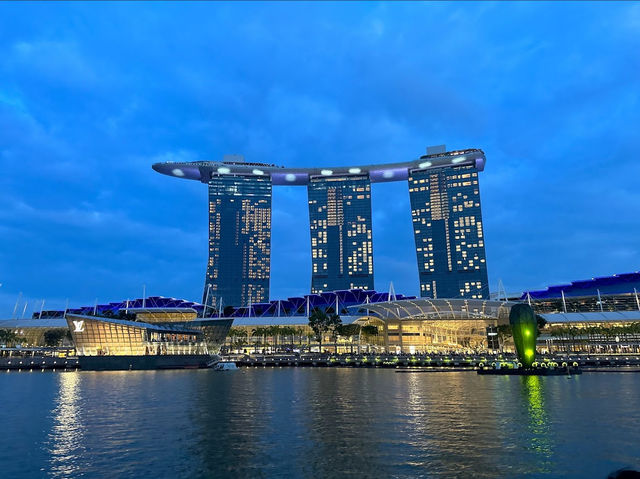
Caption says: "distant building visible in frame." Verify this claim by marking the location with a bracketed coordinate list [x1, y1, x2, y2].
[408, 163, 489, 299]
[308, 175, 374, 293]
[522, 272, 640, 300]
[0, 296, 232, 352]
[153, 147, 489, 302]
[204, 174, 272, 308]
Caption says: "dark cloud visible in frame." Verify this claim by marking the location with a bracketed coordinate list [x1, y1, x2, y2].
[0, 2, 638, 315]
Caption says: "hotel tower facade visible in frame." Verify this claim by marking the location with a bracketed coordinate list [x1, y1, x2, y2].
[153, 147, 489, 307]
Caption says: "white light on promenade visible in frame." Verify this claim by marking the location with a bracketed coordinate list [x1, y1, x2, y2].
[253, 169, 264, 175]
[285, 173, 297, 182]
[321, 169, 333, 176]
[419, 161, 432, 169]
[348, 168, 361, 174]
[217, 167, 231, 174]
[172, 168, 185, 177]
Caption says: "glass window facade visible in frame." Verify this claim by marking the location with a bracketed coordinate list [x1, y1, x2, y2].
[67, 316, 206, 356]
[408, 165, 489, 299]
[308, 175, 374, 293]
[205, 175, 272, 308]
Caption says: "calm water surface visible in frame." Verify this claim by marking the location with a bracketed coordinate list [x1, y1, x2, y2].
[1, 368, 639, 478]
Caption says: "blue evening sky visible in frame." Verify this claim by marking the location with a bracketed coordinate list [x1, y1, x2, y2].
[1, 2, 639, 316]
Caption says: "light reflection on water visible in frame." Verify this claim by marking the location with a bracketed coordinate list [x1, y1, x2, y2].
[47, 372, 85, 477]
[521, 375, 553, 472]
[0, 369, 639, 478]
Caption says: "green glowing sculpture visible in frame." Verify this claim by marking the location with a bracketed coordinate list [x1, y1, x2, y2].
[509, 304, 538, 368]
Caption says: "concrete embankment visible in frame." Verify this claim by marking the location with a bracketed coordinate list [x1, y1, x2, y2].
[1, 356, 79, 371]
[3, 354, 640, 371]
[231, 354, 640, 369]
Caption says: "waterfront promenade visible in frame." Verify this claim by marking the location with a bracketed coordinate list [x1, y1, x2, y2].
[3, 349, 640, 371]
[229, 352, 640, 369]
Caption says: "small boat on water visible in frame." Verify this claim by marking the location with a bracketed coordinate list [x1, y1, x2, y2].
[212, 361, 238, 371]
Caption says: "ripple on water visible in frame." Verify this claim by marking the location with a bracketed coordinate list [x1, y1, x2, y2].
[0, 369, 639, 478]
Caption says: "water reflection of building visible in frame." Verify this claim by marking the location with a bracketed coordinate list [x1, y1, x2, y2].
[48, 373, 84, 477]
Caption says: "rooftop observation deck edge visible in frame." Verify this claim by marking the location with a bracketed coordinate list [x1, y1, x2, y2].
[151, 148, 486, 185]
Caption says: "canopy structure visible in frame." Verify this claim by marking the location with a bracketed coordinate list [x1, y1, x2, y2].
[540, 311, 640, 324]
[152, 149, 486, 185]
[349, 298, 516, 323]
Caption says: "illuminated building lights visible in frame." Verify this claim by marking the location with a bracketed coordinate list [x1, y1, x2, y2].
[308, 175, 373, 293]
[205, 175, 272, 307]
[155, 148, 488, 303]
[408, 163, 488, 299]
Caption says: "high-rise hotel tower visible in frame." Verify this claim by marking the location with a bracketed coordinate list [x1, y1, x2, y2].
[204, 173, 272, 308]
[308, 175, 374, 293]
[409, 164, 488, 299]
[153, 147, 489, 306]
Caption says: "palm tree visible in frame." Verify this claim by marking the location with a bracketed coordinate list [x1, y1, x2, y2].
[0, 329, 24, 347]
[251, 327, 266, 353]
[308, 308, 341, 353]
[227, 328, 248, 352]
[281, 326, 296, 350]
[302, 330, 315, 352]
[336, 324, 360, 354]
[496, 324, 512, 353]
[298, 326, 310, 349]
[269, 325, 282, 351]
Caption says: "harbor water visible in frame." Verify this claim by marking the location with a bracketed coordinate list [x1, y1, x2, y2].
[1, 368, 639, 478]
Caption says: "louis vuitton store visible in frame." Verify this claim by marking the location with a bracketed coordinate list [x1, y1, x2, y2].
[66, 314, 208, 356]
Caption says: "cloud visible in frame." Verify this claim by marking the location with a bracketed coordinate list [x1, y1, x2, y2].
[0, 2, 639, 316]
[9, 40, 99, 89]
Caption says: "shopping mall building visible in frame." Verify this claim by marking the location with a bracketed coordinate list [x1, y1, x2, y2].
[2, 272, 640, 354]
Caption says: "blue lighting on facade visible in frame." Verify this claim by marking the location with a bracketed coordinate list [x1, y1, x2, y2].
[35, 289, 416, 320]
[522, 272, 640, 299]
